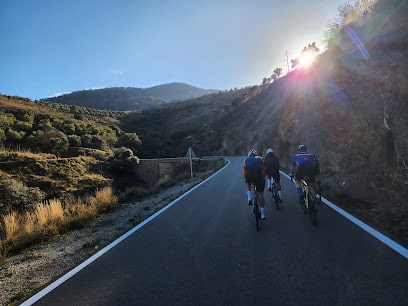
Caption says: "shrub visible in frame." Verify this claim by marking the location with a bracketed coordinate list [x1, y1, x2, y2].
[108, 147, 139, 174]
[6, 129, 25, 142]
[14, 121, 32, 131]
[0, 178, 45, 214]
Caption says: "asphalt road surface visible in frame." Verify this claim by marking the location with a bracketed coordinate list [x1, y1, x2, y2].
[24, 157, 408, 305]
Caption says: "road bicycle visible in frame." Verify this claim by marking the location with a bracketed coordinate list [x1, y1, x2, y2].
[270, 179, 281, 210]
[300, 178, 318, 225]
[251, 184, 261, 231]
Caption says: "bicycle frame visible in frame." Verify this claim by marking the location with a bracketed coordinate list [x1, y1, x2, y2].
[271, 179, 279, 210]
[301, 178, 317, 225]
[300, 179, 310, 208]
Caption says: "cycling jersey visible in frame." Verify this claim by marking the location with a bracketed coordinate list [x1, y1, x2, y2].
[264, 152, 280, 183]
[291, 152, 316, 167]
[291, 151, 320, 182]
[244, 155, 266, 191]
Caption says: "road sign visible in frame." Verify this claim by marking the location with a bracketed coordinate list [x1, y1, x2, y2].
[186, 147, 196, 178]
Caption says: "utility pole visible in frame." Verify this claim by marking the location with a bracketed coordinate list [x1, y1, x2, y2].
[285, 50, 290, 73]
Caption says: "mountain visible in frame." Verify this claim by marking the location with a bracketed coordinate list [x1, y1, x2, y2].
[43, 82, 219, 111]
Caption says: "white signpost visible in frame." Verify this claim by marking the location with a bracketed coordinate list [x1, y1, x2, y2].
[186, 147, 196, 178]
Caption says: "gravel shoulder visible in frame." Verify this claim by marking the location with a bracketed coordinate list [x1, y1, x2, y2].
[0, 177, 205, 306]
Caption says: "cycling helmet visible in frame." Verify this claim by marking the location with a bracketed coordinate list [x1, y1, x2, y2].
[248, 148, 257, 156]
[266, 148, 273, 154]
[298, 144, 307, 152]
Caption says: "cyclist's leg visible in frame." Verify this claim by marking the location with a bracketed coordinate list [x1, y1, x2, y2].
[294, 175, 304, 205]
[304, 167, 317, 198]
[246, 180, 253, 205]
[255, 178, 265, 208]
[308, 176, 318, 203]
[266, 172, 272, 191]
[255, 177, 266, 219]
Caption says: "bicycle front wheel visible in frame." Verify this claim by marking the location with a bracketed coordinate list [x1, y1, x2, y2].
[272, 184, 279, 210]
[253, 199, 260, 231]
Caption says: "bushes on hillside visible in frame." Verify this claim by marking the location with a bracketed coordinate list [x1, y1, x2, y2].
[0, 178, 45, 214]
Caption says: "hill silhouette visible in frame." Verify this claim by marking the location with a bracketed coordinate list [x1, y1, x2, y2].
[43, 82, 219, 111]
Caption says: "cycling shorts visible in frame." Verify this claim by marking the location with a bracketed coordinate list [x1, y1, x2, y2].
[295, 162, 316, 183]
[245, 168, 265, 192]
[266, 169, 280, 183]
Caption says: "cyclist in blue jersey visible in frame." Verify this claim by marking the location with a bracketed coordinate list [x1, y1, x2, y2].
[289, 145, 322, 210]
[244, 149, 266, 219]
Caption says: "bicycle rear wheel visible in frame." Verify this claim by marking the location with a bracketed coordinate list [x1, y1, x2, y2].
[302, 196, 307, 214]
[308, 195, 317, 225]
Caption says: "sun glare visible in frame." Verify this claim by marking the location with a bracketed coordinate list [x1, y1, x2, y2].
[298, 51, 317, 69]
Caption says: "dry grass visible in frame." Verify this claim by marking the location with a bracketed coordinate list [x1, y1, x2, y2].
[66, 200, 97, 224]
[49, 199, 64, 223]
[0, 186, 117, 263]
[23, 212, 36, 235]
[4, 212, 20, 242]
[89, 187, 118, 213]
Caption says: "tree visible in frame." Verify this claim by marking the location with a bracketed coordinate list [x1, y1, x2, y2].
[50, 135, 69, 156]
[270, 67, 283, 82]
[291, 42, 320, 69]
[117, 132, 142, 154]
[108, 147, 139, 174]
[6, 129, 25, 142]
[302, 42, 320, 54]
[291, 58, 299, 69]
[0, 113, 16, 128]
[273, 67, 283, 78]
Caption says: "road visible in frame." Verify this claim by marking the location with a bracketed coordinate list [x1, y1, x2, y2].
[24, 157, 408, 305]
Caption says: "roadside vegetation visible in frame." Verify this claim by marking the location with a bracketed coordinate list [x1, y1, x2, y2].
[0, 187, 117, 265]
[0, 150, 225, 265]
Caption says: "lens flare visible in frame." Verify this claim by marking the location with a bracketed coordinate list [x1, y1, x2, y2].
[298, 51, 317, 68]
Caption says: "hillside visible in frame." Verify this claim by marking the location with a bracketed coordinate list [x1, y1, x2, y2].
[119, 0, 408, 245]
[0, 95, 145, 213]
[119, 86, 256, 157]
[43, 82, 219, 111]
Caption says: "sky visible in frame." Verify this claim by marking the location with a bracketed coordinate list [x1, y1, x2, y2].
[0, 0, 346, 100]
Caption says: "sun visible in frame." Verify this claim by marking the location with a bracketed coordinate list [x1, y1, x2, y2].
[298, 51, 317, 69]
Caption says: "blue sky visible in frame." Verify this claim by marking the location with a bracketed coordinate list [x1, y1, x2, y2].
[0, 0, 346, 100]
